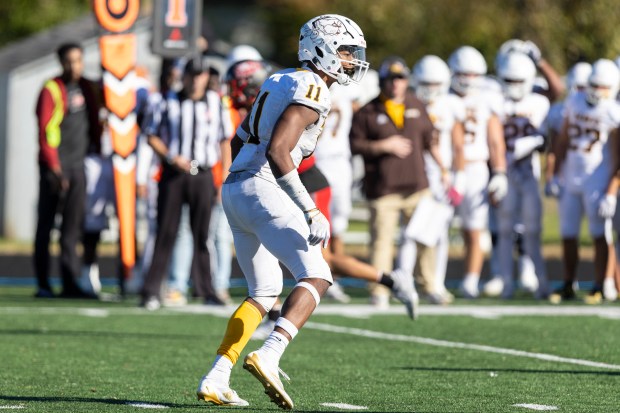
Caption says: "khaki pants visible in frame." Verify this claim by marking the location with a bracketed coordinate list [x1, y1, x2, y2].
[368, 189, 437, 296]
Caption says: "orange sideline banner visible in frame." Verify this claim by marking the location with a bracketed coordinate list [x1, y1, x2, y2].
[93, 0, 140, 280]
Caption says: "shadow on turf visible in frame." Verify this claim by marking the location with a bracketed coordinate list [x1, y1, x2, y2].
[0, 329, 203, 340]
[0, 395, 205, 409]
[401, 366, 620, 376]
[0, 395, 467, 413]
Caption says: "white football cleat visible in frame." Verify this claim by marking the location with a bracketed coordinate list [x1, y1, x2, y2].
[80, 264, 101, 295]
[482, 276, 504, 297]
[196, 376, 249, 406]
[459, 275, 480, 298]
[518, 256, 539, 293]
[389, 268, 419, 320]
[603, 277, 618, 301]
[243, 351, 293, 410]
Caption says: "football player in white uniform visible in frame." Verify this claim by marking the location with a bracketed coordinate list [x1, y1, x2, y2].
[196, 15, 368, 409]
[398, 55, 465, 304]
[447, 46, 508, 298]
[484, 39, 566, 297]
[546, 59, 620, 304]
[489, 52, 550, 298]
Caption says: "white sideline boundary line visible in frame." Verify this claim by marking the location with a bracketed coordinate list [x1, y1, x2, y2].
[2, 304, 620, 319]
[305, 321, 620, 371]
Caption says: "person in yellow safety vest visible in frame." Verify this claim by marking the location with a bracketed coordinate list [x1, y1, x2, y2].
[33, 42, 103, 299]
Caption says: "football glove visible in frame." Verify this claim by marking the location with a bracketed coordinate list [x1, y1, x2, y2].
[523, 40, 542, 66]
[598, 194, 617, 219]
[524, 41, 542, 65]
[448, 171, 466, 207]
[488, 172, 508, 203]
[304, 208, 331, 248]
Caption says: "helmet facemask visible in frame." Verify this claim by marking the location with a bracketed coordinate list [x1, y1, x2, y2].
[586, 83, 613, 106]
[502, 78, 528, 101]
[416, 82, 444, 104]
[451, 73, 481, 96]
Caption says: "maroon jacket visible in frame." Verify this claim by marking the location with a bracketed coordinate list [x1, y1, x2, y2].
[35, 76, 102, 169]
[349, 90, 434, 200]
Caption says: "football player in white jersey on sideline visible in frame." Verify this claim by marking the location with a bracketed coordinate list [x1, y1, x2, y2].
[196, 15, 369, 409]
[447, 46, 508, 298]
[540, 62, 591, 300]
[489, 52, 551, 298]
[398, 55, 465, 304]
[484, 39, 567, 298]
[546, 59, 620, 304]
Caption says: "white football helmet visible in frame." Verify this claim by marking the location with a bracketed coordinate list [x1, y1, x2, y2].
[298, 14, 369, 85]
[586, 59, 620, 106]
[448, 46, 487, 96]
[497, 52, 536, 101]
[412, 55, 450, 104]
[495, 39, 526, 70]
[226, 45, 263, 69]
[566, 62, 592, 93]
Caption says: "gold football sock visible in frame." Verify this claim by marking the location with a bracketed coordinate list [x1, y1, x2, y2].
[217, 300, 264, 365]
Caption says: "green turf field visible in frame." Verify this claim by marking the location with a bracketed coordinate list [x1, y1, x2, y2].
[1, 287, 619, 413]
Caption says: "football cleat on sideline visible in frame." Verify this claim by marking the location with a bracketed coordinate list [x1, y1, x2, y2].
[583, 290, 603, 305]
[389, 268, 419, 320]
[548, 282, 577, 304]
[196, 376, 249, 406]
[482, 276, 504, 297]
[243, 351, 293, 410]
[603, 277, 618, 302]
[459, 275, 480, 298]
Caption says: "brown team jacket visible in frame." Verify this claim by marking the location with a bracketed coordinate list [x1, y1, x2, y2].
[349, 90, 434, 200]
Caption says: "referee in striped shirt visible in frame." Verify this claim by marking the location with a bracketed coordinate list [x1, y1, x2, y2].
[140, 57, 232, 309]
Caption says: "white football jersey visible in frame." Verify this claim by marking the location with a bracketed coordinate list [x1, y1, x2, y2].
[425, 94, 466, 166]
[230, 68, 331, 183]
[563, 91, 620, 191]
[458, 90, 503, 162]
[314, 84, 354, 160]
[499, 93, 550, 165]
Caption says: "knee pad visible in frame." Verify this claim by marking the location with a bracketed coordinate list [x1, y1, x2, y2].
[250, 295, 278, 313]
[294, 281, 322, 306]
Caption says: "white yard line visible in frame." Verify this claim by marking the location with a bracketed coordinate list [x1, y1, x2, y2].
[512, 403, 559, 411]
[305, 321, 620, 371]
[125, 402, 169, 409]
[320, 402, 368, 410]
[3, 304, 620, 319]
